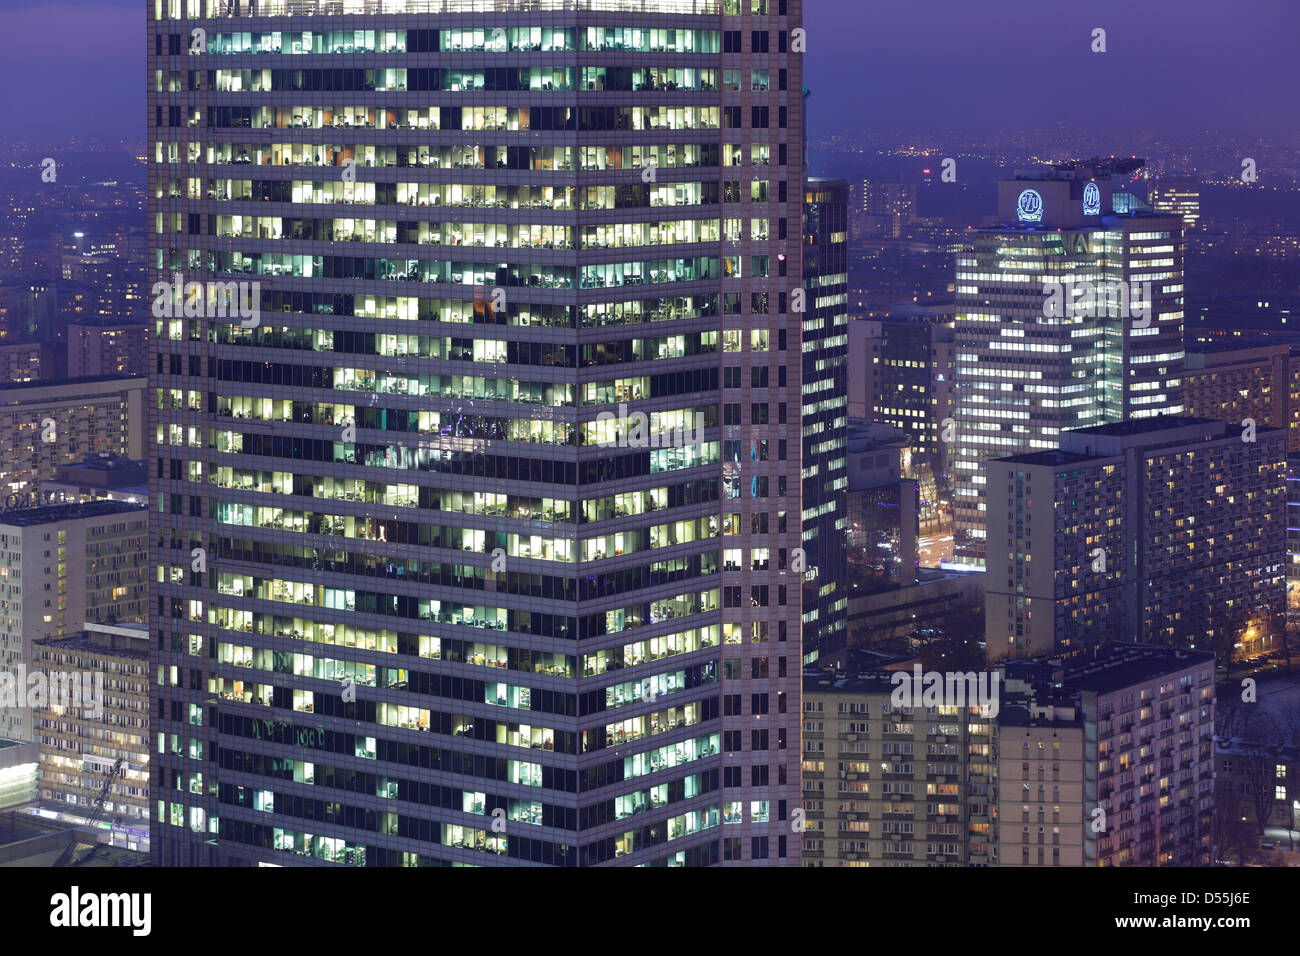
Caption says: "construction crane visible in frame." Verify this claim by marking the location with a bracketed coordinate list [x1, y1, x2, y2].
[69, 757, 124, 866]
[84, 758, 124, 830]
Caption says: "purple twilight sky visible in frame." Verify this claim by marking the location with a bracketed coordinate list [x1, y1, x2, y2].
[0, 0, 1295, 143]
[804, 0, 1299, 140]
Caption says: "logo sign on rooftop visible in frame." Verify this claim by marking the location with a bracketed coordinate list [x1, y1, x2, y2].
[1017, 188, 1044, 223]
[1082, 182, 1102, 216]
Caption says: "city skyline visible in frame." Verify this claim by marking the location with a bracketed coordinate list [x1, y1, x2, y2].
[0, 0, 1295, 885]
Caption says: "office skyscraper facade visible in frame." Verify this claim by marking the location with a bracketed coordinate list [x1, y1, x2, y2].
[150, 0, 805, 866]
[801, 178, 848, 661]
[951, 162, 1185, 567]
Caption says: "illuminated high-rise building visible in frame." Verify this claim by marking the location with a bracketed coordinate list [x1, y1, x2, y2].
[802, 643, 1215, 868]
[865, 309, 955, 477]
[951, 160, 1185, 567]
[853, 179, 916, 240]
[67, 320, 149, 377]
[0, 500, 149, 743]
[984, 417, 1285, 661]
[0, 374, 145, 497]
[801, 178, 848, 661]
[1148, 175, 1200, 230]
[1288, 454, 1300, 634]
[150, 0, 806, 867]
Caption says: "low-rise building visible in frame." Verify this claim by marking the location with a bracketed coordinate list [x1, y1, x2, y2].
[31, 623, 149, 852]
[44, 453, 148, 504]
[801, 644, 1215, 867]
[0, 499, 148, 742]
[802, 670, 995, 867]
[0, 374, 144, 497]
[985, 417, 1286, 661]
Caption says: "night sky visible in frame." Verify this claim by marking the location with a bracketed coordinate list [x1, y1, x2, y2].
[803, 0, 1299, 140]
[0, 0, 1295, 142]
[1, 0, 142, 141]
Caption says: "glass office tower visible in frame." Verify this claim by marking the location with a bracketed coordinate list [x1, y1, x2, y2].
[801, 178, 847, 662]
[149, 0, 805, 866]
[951, 161, 1184, 568]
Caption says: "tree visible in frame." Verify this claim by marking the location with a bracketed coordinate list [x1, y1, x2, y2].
[918, 605, 986, 672]
[1213, 770, 1251, 865]
[1271, 696, 1300, 751]
[1216, 691, 1250, 739]
[1235, 708, 1284, 838]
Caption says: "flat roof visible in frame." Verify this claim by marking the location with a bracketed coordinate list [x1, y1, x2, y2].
[997, 702, 1084, 730]
[1216, 737, 1300, 761]
[0, 374, 143, 393]
[1069, 416, 1220, 437]
[0, 499, 146, 527]
[976, 210, 1177, 234]
[1064, 645, 1215, 694]
[32, 634, 148, 661]
[56, 454, 144, 472]
[803, 671, 900, 695]
[994, 449, 1100, 467]
[1186, 339, 1292, 355]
